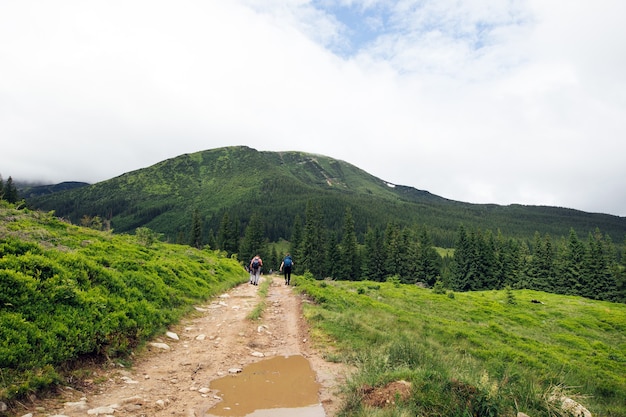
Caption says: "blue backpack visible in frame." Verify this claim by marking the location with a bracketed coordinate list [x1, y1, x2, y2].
[283, 256, 292, 267]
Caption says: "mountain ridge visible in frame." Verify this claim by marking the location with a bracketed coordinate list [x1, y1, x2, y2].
[25, 146, 626, 246]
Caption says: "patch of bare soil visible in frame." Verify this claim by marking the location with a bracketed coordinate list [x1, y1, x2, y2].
[15, 275, 349, 417]
[360, 380, 412, 408]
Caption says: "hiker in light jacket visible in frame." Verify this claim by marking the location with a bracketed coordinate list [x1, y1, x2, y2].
[249, 255, 263, 286]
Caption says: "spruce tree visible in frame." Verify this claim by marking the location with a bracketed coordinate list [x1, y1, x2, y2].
[363, 226, 385, 281]
[240, 212, 266, 263]
[189, 209, 203, 249]
[616, 240, 626, 303]
[217, 212, 239, 256]
[415, 229, 442, 287]
[527, 232, 555, 291]
[452, 225, 472, 291]
[290, 215, 303, 274]
[495, 230, 521, 289]
[560, 229, 586, 295]
[301, 200, 325, 278]
[325, 230, 340, 279]
[397, 227, 415, 283]
[383, 222, 401, 279]
[4, 176, 18, 204]
[270, 246, 279, 272]
[338, 207, 359, 280]
[583, 229, 614, 300]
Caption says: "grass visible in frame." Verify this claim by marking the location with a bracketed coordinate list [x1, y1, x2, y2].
[0, 203, 249, 405]
[246, 275, 272, 321]
[293, 274, 626, 417]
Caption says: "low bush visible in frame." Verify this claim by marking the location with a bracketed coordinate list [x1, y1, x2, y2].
[0, 205, 248, 404]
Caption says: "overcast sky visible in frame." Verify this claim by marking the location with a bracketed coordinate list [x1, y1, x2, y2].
[1, 1, 625, 217]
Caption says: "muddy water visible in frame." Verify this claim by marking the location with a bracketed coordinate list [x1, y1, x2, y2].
[202, 355, 325, 417]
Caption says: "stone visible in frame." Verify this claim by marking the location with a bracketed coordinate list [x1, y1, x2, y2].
[251, 351, 264, 357]
[87, 406, 116, 414]
[166, 331, 179, 340]
[64, 400, 88, 410]
[149, 342, 171, 350]
[120, 395, 144, 405]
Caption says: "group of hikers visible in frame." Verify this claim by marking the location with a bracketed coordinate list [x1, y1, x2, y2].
[248, 253, 293, 286]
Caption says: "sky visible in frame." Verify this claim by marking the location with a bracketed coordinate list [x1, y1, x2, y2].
[1, 1, 625, 217]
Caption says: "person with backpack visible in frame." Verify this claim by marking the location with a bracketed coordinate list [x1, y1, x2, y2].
[280, 253, 293, 286]
[249, 255, 263, 286]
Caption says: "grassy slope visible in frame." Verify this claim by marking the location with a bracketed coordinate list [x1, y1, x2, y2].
[294, 275, 626, 416]
[26, 146, 626, 246]
[0, 202, 248, 403]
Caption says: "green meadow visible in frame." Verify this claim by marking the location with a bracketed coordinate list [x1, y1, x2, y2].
[0, 203, 248, 404]
[1, 201, 625, 416]
[293, 274, 626, 417]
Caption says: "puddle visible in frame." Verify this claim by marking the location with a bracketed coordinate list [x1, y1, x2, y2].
[202, 355, 325, 417]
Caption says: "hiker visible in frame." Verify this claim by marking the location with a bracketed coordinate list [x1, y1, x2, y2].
[249, 255, 263, 286]
[280, 253, 293, 285]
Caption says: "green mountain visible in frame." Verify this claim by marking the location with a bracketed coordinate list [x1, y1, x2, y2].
[26, 146, 626, 246]
[18, 181, 89, 198]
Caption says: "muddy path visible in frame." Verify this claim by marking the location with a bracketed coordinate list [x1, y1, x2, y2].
[18, 275, 349, 417]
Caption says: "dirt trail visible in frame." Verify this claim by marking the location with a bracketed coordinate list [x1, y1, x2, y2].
[20, 275, 348, 417]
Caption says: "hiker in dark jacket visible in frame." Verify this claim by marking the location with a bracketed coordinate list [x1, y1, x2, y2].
[280, 253, 293, 285]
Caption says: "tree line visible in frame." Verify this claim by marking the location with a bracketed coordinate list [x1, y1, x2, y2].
[0, 175, 19, 204]
[202, 201, 625, 303]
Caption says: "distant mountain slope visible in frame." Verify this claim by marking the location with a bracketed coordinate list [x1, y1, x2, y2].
[17, 181, 89, 198]
[26, 146, 626, 246]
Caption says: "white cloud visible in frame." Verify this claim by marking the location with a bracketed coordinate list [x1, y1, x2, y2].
[1, 0, 625, 217]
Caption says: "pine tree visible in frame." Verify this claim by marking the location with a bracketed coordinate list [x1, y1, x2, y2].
[240, 212, 267, 263]
[616, 240, 626, 303]
[301, 200, 325, 279]
[452, 225, 472, 291]
[4, 176, 19, 204]
[495, 230, 522, 289]
[383, 222, 401, 279]
[290, 215, 303, 274]
[325, 230, 341, 279]
[397, 227, 415, 284]
[217, 212, 239, 256]
[532, 233, 556, 292]
[363, 226, 385, 281]
[338, 207, 359, 280]
[270, 246, 279, 272]
[583, 229, 614, 300]
[189, 209, 203, 249]
[415, 229, 442, 287]
[559, 229, 586, 295]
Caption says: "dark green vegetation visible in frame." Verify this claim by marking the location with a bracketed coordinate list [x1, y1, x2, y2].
[0, 202, 248, 405]
[293, 274, 626, 416]
[25, 146, 626, 248]
[0, 176, 19, 205]
[20, 146, 626, 303]
[18, 181, 89, 199]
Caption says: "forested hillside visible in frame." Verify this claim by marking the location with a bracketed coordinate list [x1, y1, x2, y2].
[20, 146, 626, 303]
[25, 146, 626, 247]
